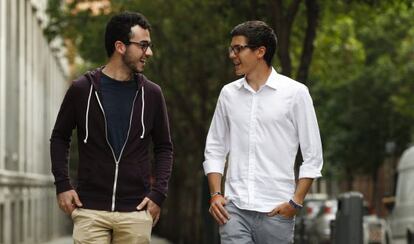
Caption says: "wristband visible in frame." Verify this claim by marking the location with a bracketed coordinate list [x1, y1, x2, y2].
[210, 192, 222, 198]
[289, 199, 303, 210]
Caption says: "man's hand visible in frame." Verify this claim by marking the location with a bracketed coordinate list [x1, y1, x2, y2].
[267, 201, 297, 219]
[57, 190, 83, 215]
[209, 195, 230, 225]
[137, 197, 160, 227]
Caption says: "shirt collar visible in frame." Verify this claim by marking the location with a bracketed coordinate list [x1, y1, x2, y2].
[235, 67, 280, 91]
[265, 67, 279, 90]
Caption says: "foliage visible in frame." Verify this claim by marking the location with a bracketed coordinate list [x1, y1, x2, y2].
[311, 1, 414, 182]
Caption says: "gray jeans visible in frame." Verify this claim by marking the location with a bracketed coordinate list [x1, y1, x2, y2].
[219, 201, 295, 244]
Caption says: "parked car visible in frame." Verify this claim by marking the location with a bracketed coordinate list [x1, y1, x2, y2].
[294, 193, 328, 243]
[304, 197, 388, 244]
[384, 146, 414, 243]
[308, 199, 338, 244]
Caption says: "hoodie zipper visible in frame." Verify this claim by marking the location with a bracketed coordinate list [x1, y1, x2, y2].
[94, 90, 139, 211]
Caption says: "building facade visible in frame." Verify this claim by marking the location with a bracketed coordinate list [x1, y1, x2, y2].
[0, 0, 71, 243]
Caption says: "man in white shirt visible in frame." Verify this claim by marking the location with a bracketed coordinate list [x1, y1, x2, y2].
[203, 21, 323, 244]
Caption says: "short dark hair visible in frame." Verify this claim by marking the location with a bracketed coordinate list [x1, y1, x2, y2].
[230, 21, 277, 66]
[105, 11, 151, 57]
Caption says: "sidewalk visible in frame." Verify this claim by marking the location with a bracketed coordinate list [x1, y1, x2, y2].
[43, 235, 172, 244]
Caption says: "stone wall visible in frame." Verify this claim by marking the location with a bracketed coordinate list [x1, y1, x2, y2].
[0, 0, 71, 243]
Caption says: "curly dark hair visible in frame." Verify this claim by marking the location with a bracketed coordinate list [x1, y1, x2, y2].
[105, 11, 151, 57]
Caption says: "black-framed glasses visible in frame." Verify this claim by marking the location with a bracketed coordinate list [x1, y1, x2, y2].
[228, 45, 255, 55]
[127, 40, 153, 53]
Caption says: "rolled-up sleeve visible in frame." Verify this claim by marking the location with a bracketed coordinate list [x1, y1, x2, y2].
[292, 86, 323, 179]
[203, 89, 229, 175]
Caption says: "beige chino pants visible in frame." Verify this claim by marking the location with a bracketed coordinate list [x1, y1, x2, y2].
[71, 208, 153, 244]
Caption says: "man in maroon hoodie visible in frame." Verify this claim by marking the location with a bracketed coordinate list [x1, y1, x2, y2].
[50, 11, 173, 243]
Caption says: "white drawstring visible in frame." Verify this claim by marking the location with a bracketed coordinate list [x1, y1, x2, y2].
[83, 84, 93, 143]
[83, 82, 144, 141]
[140, 86, 145, 139]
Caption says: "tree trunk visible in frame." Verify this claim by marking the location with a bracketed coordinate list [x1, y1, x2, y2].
[269, 0, 302, 76]
[296, 0, 319, 84]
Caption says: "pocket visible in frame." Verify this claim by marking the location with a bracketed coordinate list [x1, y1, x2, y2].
[71, 208, 79, 219]
[223, 201, 240, 217]
[273, 214, 295, 222]
[146, 210, 154, 223]
[225, 201, 235, 211]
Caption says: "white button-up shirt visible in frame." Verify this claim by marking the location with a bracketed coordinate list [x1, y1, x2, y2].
[203, 68, 323, 212]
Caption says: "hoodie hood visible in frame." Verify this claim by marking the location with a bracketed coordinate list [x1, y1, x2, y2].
[85, 66, 145, 92]
[82, 67, 147, 144]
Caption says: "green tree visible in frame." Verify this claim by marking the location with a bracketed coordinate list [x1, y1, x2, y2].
[311, 1, 414, 211]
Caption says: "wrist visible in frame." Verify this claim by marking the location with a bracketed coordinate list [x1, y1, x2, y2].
[210, 191, 222, 198]
[209, 192, 223, 204]
[289, 199, 303, 210]
[292, 195, 304, 205]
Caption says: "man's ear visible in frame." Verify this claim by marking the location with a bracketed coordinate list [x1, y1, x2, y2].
[114, 40, 127, 55]
[256, 46, 266, 59]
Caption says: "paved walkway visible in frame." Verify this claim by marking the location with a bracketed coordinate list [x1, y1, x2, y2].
[43, 235, 172, 244]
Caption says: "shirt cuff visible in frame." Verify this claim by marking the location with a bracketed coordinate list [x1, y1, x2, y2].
[147, 190, 166, 207]
[203, 159, 225, 175]
[55, 180, 74, 195]
[298, 163, 323, 179]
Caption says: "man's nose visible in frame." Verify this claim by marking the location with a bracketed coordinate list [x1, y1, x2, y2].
[145, 47, 153, 57]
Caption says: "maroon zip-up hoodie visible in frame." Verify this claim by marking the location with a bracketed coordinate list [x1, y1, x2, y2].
[50, 67, 173, 211]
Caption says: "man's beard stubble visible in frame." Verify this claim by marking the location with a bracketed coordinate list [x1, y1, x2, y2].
[122, 51, 142, 74]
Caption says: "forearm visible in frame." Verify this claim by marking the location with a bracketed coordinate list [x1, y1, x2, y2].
[207, 173, 222, 194]
[50, 133, 73, 194]
[150, 139, 173, 206]
[293, 178, 314, 205]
